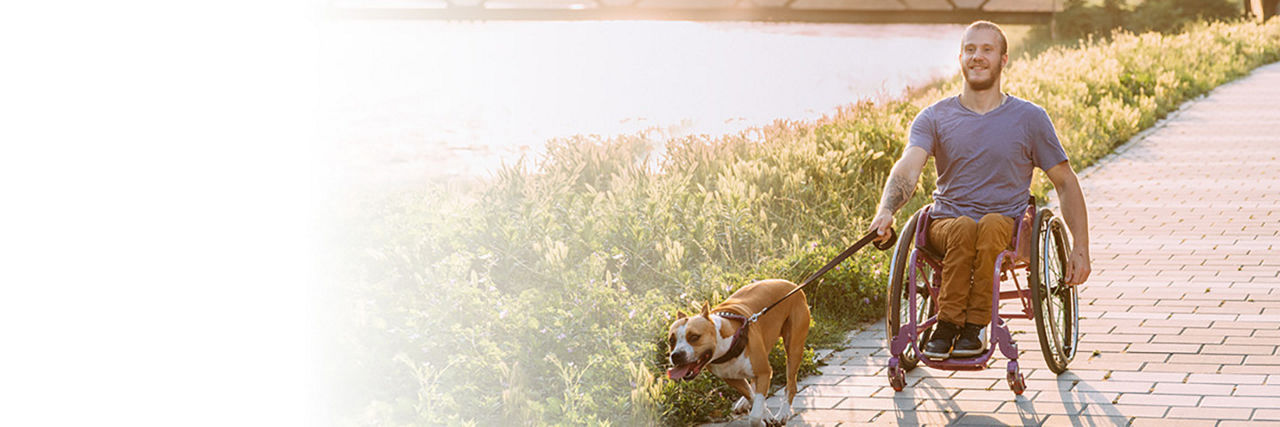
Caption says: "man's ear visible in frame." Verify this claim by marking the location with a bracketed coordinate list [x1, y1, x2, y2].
[700, 302, 711, 319]
[676, 311, 686, 320]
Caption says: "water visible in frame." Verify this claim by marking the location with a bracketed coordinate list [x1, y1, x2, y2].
[320, 20, 968, 186]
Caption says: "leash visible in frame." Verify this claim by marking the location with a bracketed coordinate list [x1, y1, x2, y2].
[709, 228, 896, 364]
[749, 227, 896, 323]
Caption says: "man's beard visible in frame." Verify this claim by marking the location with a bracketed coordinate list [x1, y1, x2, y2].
[964, 63, 1002, 91]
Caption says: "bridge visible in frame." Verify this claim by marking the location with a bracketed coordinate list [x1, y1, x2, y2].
[329, 0, 1064, 24]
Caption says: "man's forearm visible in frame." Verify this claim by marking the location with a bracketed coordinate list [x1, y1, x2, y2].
[1056, 181, 1090, 250]
[878, 168, 916, 215]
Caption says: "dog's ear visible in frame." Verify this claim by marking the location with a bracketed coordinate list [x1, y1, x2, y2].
[700, 302, 711, 319]
[676, 311, 686, 320]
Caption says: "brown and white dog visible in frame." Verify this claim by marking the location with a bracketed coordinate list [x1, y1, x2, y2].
[667, 279, 811, 425]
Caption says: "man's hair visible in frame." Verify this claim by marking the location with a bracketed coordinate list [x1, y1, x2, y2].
[965, 20, 1008, 55]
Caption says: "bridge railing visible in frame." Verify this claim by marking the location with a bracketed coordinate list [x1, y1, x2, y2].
[329, 0, 1064, 24]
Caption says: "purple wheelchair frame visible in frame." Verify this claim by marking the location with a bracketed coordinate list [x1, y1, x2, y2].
[886, 203, 1036, 394]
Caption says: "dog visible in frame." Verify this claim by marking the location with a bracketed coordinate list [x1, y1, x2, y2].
[666, 279, 811, 426]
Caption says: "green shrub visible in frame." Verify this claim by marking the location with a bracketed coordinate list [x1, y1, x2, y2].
[1056, 0, 1241, 39]
[326, 19, 1280, 426]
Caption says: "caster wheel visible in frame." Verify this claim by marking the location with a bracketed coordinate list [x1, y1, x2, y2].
[1006, 361, 1025, 395]
[888, 359, 906, 392]
[1006, 371, 1026, 395]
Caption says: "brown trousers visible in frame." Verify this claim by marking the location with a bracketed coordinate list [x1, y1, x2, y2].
[928, 214, 1014, 327]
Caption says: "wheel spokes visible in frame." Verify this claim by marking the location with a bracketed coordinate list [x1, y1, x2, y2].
[1041, 221, 1067, 364]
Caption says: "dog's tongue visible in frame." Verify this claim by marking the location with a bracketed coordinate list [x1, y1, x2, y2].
[667, 364, 693, 380]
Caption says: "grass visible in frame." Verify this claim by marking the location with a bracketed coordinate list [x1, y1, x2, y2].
[324, 18, 1280, 426]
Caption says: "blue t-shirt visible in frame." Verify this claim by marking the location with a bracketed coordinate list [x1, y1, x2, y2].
[908, 95, 1069, 221]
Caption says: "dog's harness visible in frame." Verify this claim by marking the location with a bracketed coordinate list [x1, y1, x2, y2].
[706, 229, 896, 365]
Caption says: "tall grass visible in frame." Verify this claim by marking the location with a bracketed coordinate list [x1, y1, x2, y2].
[324, 19, 1280, 426]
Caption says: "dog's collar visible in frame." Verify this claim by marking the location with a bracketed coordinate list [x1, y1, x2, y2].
[709, 312, 749, 364]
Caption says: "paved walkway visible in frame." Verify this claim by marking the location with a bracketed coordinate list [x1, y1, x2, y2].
[785, 62, 1280, 426]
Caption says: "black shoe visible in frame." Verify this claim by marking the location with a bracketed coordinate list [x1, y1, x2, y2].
[921, 321, 961, 360]
[951, 323, 987, 358]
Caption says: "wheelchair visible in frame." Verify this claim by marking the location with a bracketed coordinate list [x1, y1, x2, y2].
[884, 197, 1079, 394]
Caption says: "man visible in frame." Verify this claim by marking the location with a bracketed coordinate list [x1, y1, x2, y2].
[869, 21, 1092, 360]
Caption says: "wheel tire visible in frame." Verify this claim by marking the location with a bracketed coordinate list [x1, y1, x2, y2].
[1029, 209, 1079, 374]
[885, 209, 937, 371]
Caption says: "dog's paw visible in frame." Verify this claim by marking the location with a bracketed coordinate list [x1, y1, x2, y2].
[732, 397, 751, 414]
[769, 405, 792, 425]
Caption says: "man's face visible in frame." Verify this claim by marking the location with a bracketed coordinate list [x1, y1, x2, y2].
[959, 28, 1007, 91]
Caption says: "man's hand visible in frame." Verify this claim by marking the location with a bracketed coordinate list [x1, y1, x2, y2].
[869, 209, 896, 245]
[1064, 244, 1091, 286]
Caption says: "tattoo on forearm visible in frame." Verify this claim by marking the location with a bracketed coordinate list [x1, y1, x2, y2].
[879, 173, 915, 213]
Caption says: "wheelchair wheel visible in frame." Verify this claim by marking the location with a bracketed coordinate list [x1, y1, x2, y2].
[1029, 208, 1079, 374]
[886, 208, 937, 371]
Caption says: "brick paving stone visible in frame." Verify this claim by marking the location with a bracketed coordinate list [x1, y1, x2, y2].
[1167, 354, 1244, 364]
[1033, 390, 1117, 405]
[1210, 320, 1280, 329]
[1067, 359, 1147, 371]
[1041, 414, 1131, 426]
[1202, 344, 1277, 355]
[796, 385, 881, 398]
[999, 399, 1086, 415]
[1021, 379, 1075, 391]
[817, 364, 884, 376]
[914, 398, 1003, 412]
[1165, 406, 1254, 420]
[1219, 422, 1279, 427]
[1079, 403, 1170, 418]
[1188, 373, 1268, 384]
[1150, 334, 1226, 345]
[1151, 382, 1235, 395]
[798, 375, 848, 386]
[1116, 393, 1202, 406]
[1233, 384, 1280, 396]
[833, 397, 917, 411]
[871, 410, 962, 426]
[1081, 333, 1154, 343]
[1102, 371, 1187, 382]
[1027, 369, 1109, 381]
[1129, 418, 1221, 427]
[1202, 395, 1280, 407]
[785, 408, 879, 423]
[1127, 343, 1202, 353]
[1218, 365, 1279, 374]
[788, 396, 846, 409]
[1142, 318, 1214, 328]
[1074, 380, 1154, 393]
[941, 368, 1023, 380]
[1255, 408, 1280, 420]
[953, 412, 1045, 426]
[952, 389, 1040, 401]
[1138, 363, 1221, 373]
[1180, 327, 1256, 337]
[1227, 335, 1280, 345]
[1080, 342, 1132, 353]
[1077, 353, 1168, 364]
